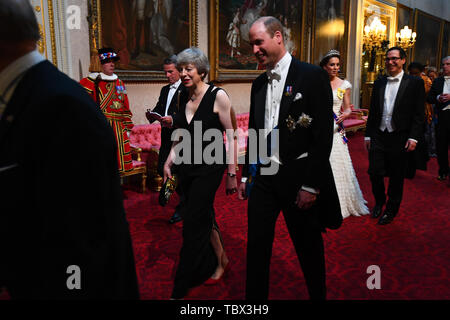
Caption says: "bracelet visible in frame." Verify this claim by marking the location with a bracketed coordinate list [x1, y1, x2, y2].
[227, 173, 236, 177]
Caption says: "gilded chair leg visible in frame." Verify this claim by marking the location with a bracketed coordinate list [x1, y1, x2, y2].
[142, 172, 147, 193]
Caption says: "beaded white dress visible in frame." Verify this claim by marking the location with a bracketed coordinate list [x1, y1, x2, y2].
[330, 80, 369, 218]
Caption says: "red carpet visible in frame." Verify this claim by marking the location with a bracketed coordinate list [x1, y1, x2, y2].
[1, 132, 448, 301]
[124, 131, 450, 300]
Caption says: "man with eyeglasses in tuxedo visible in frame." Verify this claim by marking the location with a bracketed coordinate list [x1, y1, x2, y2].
[365, 47, 425, 225]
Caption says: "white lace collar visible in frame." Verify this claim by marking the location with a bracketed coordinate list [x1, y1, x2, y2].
[88, 72, 118, 81]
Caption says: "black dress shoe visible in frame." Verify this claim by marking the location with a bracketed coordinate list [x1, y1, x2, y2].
[371, 204, 383, 219]
[377, 210, 396, 225]
[169, 211, 182, 224]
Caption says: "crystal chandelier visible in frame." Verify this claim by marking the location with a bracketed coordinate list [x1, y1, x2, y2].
[396, 26, 417, 49]
[363, 16, 388, 52]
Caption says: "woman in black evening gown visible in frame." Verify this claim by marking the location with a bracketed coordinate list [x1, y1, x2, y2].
[163, 47, 237, 299]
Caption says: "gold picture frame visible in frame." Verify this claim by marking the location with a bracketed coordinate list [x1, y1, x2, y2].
[88, 0, 198, 81]
[208, 0, 306, 82]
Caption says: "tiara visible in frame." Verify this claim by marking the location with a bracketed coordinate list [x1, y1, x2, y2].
[322, 49, 341, 61]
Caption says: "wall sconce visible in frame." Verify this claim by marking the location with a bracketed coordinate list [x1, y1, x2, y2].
[396, 26, 416, 49]
[363, 16, 388, 52]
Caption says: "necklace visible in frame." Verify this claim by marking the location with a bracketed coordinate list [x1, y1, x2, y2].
[190, 86, 208, 102]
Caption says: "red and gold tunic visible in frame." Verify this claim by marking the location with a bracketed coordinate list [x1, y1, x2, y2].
[80, 73, 134, 173]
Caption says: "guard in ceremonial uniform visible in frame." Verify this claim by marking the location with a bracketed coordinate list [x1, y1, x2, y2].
[80, 48, 134, 174]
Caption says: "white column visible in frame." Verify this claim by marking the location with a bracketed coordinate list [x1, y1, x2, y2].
[346, 0, 365, 109]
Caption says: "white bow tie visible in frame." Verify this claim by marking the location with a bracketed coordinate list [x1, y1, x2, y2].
[387, 77, 400, 82]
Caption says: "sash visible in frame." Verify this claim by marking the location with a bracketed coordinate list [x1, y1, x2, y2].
[333, 112, 348, 144]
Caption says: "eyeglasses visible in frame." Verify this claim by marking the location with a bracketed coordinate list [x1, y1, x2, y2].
[385, 57, 402, 62]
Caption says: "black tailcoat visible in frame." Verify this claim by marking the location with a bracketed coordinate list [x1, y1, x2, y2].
[0, 61, 139, 299]
[152, 83, 188, 177]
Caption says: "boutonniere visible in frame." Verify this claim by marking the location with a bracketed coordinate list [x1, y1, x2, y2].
[286, 113, 313, 132]
[337, 88, 345, 100]
[284, 85, 293, 96]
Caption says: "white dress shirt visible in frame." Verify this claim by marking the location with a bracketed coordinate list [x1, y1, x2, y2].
[365, 70, 417, 144]
[263, 53, 318, 194]
[442, 76, 450, 111]
[264, 52, 292, 133]
[165, 79, 181, 116]
[380, 70, 403, 132]
[263, 52, 292, 169]
[0, 50, 45, 119]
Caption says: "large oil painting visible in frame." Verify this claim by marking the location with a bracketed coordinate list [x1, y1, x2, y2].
[209, 0, 304, 81]
[92, 0, 197, 81]
[413, 10, 442, 69]
[397, 3, 413, 30]
[312, 0, 349, 70]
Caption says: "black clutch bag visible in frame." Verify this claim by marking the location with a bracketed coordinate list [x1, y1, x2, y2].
[158, 174, 178, 207]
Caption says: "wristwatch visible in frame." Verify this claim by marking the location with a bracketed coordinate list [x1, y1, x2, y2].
[227, 173, 236, 177]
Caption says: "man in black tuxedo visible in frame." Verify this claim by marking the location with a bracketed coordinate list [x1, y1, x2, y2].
[365, 47, 425, 225]
[427, 56, 450, 182]
[146, 56, 187, 223]
[0, 0, 138, 299]
[237, 16, 342, 300]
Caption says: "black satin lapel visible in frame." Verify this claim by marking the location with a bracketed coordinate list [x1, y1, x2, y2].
[379, 77, 387, 112]
[278, 61, 297, 123]
[255, 78, 268, 130]
[393, 75, 409, 113]
[0, 83, 28, 143]
[162, 86, 169, 110]
[168, 88, 181, 114]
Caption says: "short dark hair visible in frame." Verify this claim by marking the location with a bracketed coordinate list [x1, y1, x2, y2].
[252, 16, 284, 38]
[386, 46, 407, 59]
[163, 55, 177, 66]
[407, 62, 424, 72]
[262, 16, 283, 38]
[0, 0, 40, 43]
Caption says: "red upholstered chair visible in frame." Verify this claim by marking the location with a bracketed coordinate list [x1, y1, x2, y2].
[120, 146, 147, 193]
[236, 112, 249, 156]
[129, 123, 162, 191]
[343, 105, 369, 133]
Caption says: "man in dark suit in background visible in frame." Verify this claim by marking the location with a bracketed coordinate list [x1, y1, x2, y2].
[365, 47, 425, 225]
[238, 16, 342, 300]
[427, 56, 450, 183]
[146, 56, 187, 224]
[0, 0, 139, 299]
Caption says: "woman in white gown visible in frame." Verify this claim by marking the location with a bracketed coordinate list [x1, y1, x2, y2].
[320, 49, 369, 218]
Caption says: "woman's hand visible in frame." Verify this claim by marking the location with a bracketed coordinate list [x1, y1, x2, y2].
[163, 161, 172, 184]
[237, 182, 247, 200]
[160, 116, 173, 127]
[336, 111, 351, 124]
[225, 176, 238, 195]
